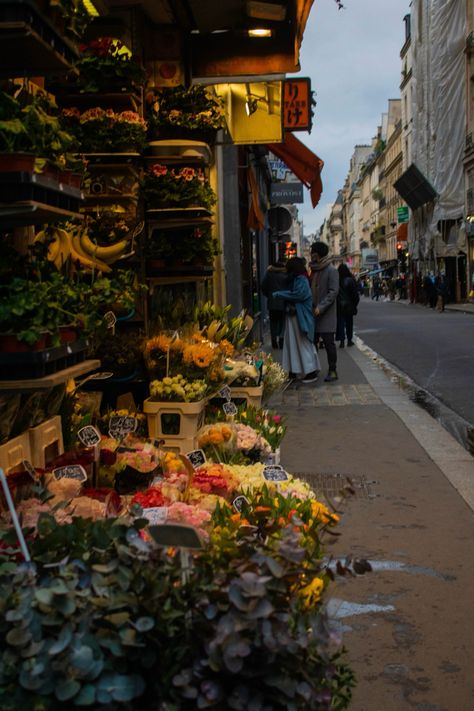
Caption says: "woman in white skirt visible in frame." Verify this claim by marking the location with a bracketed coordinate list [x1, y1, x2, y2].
[272, 257, 320, 383]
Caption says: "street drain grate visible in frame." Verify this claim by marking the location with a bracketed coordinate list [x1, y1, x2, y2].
[294, 472, 378, 501]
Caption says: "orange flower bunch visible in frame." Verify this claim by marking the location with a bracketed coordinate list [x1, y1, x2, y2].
[198, 424, 233, 448]
[218, 339, 235, 357]
[182, 342, 217, 369]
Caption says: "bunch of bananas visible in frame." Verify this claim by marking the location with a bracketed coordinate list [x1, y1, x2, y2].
[35, 226, 131, 273]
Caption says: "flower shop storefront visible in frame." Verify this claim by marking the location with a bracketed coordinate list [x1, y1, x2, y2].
[0, 0, 360, 708]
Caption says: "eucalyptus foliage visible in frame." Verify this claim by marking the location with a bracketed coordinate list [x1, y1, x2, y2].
[0, 513, 354, 710]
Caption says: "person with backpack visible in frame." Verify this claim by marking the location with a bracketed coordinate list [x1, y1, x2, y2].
[336, 263, 360, 348]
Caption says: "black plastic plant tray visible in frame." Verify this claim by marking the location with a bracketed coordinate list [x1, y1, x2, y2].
[0, 339, 88, 379]
[0, 0, 77, 76]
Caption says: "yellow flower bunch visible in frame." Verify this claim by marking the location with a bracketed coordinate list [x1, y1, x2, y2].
[311, 500, 340, 525]
[218, 339, 235, 357]
[298, 576, 325, 609]
[145, 334, 184, 355]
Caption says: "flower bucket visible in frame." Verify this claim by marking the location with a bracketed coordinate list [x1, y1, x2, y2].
[229, 384, 264, 408]
[143, 397, 207, 454]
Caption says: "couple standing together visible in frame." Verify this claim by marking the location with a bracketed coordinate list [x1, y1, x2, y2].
[270, 242, 356, 384]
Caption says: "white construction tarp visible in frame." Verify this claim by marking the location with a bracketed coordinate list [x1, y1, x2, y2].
[411, 0, 466, 255]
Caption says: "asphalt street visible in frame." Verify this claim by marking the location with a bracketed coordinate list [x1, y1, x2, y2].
[354, 296, 474, 428]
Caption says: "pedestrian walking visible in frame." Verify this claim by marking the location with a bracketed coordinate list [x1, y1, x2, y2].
[435, 271, 449, 311]
[372, 276, 382, 301]
[272, 257, 320, 383]
[423, 273, 437, 309]
[309, 241, 339, 382]
[336, 263, 359, 348]
[261, 259, 287, 349]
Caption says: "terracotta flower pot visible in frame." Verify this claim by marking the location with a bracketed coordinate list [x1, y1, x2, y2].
[0, 153, 36, 173]
[0, 332, 49, 353]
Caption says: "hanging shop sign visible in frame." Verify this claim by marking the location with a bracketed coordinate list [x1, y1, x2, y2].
[397, 206, 409, 223]
[270, 182, 304, 204]
[282, 78, 312, 132]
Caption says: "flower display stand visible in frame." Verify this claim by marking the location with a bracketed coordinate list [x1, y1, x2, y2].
[28, 415, 64, 468]
[229, 384, 264, 408]
[0, 432, 31, 474]
[143, 398, 207, 454]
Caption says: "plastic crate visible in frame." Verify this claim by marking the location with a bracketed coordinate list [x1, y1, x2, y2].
[229, 384, 264, 408]
[143, 397, 206, 454]
[0, 431, 31, 474]
[0, 339, 88, 379]
[28, 415, 64, 468]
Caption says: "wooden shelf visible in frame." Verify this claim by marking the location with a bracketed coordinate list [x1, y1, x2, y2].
[0, 200, 84, 227]
[0, 0, 78, 76]
[83, 193, 138, 201]
[146, 207, 214, 229]
[0, 359, 100, 391]
[56, 92, 142, 111]
[146, 275, 212, 285]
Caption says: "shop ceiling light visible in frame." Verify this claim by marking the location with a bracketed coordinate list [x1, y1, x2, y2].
[245, 96, 258, 115]
[246, 1, 287, 21]
[248, 28, 272, 37]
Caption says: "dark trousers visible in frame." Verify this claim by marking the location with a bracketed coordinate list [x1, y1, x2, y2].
[316, 332, 337, 371]
[269, 309, 284, 344]
[336, 314, 353, 343]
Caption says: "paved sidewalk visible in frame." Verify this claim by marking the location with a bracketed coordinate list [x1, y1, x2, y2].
[390, 297, 474, 315]
[269, 343, 474, 711]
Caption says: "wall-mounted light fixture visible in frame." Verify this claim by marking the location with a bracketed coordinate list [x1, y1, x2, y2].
[245, 96, 259, 115]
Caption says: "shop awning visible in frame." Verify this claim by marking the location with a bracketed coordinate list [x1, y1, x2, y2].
[188, 0, 315, 80]
[266, 132, 323, 207]
[394, 163, 437, 211]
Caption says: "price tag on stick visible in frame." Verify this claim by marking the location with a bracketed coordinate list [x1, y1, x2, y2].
[77, 425, 101, 447]
[108, 415, 138, 440]
[219, 385, 232, 401]
[53, 465, 88, 482]
[232, 495, 251, 513]
[143, 507, 168, 525]
[186, 449, 206, 469]
[263, 466, 289, 482]
[22, 459, 37, 481]
[223, 401, 238, 416]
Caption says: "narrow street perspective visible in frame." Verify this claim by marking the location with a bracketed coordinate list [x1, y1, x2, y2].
[1, 0, 474, 710]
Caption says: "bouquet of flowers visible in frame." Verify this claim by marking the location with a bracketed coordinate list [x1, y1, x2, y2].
[149, 375, 208, 402]
[260, 351, 287, 401]
[144, 332, 225, 390]
[141, 163, 216, 210]
[235, 406, 287, 451]
[61, 107, 148, 153]
[197, 422, 271, 464]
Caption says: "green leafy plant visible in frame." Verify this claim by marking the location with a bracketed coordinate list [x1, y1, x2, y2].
[0, 91, 76, 169]
[146, 83, 226, 138]
[145, 226, 219, 264]
[75, 38, 147, 93]
[141, 163, 216, 210]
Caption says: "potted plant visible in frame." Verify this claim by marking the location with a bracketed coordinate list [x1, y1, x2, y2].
[75, 38, 147, 93]
[0, 90, 78, 176]
[146, 84, 226, 142]
[141, 163, 216, 209]
[62, 107, 148, 153]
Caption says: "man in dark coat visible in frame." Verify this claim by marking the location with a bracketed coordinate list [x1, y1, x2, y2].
[261, 259, 287, 348]
[309, 242, 339, 382]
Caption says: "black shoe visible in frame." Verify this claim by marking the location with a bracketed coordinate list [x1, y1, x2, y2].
[324, 370, 338, 382]
[339, 341, 345, 348]
[288, 371, 297, 381]
[302, 370, 318, 384]
[347, 340, 354, 346]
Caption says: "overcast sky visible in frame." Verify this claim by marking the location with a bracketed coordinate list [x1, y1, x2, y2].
[297, 0, 412, 237]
